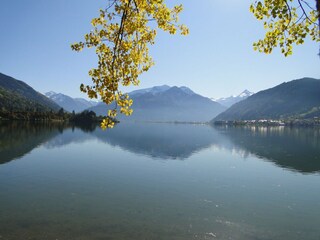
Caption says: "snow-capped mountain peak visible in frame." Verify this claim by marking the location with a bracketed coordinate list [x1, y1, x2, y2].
[129, 85, 196, 96]
[45, 91, 57, 98]
[129, 85, 170, 96]
[45, 92, 98, 113]
[238, 89, 254, 98]
[45, 92, 69, 102]
[214, 90, 254, 108]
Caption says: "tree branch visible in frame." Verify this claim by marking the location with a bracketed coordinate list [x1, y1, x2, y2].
[298, 0, 319, 25]
[106, 0, 117, 11]
[133, 0, 140, 13]
[284, 0, 292, 29]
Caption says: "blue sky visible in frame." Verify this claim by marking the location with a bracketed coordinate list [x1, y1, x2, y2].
[0, 0, 319, 99]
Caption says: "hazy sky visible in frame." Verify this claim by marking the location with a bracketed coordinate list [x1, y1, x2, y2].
[0, 0, 319, 99]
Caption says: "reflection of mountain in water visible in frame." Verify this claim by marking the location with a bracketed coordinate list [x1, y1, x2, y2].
[92, 123, 228, 159]
[1, 122, 319, 174]
[0, 122, 97, 165]
[0, 122, 64, 164]
[44, 125, 96, 149]
[216, 126, 320, 173]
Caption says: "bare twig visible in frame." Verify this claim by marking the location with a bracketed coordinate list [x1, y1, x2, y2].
[106, 0, 117, 11]
[298, 0, 319, 25]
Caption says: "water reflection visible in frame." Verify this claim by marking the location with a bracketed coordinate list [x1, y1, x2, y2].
[215, 126, 320, 174]
[44, 125, 96, 149]
[92, 123, 229, 159]
[0, 122, 96, 164]
[1, 121, 319, 173]
[0, 121, 64, 164]
[1, 122, 320, 240]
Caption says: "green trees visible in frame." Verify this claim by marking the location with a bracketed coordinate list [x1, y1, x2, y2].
[250, 0, 320, 56]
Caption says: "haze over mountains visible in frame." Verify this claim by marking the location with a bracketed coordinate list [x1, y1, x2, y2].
[214, 78, 320, 121]
[45, 91, 98, 113]
[1, 72, 319, 123]
[87, 85, 226, 122]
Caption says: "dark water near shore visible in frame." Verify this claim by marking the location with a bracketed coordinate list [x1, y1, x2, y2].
[0, 122, 320, 240]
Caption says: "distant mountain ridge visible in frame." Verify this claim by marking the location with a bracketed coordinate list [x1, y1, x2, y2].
[129, 85, 196, 96]
[88, 85, 226, 122]
[0, 73, 60, 112]
[45, 91, 98, 113]
[214, 78, 320, 121]
[214, 89, 254, 108]
[129, 85, 171, 96]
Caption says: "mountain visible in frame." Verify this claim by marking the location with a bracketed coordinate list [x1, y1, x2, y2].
[92, 122, 229, 160]
[88, 86, 226, 122]
[45, 91, 98, 113]
[129, 85, 196, 97]
[214, 89, 254, 108]
[216, 126, 320, 173]
[129, 85, 171, 96]
[0, 73, 60, 112]
[214, 78, 320, 121]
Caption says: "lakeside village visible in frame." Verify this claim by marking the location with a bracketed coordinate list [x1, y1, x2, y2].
[214, 117, 320, 127]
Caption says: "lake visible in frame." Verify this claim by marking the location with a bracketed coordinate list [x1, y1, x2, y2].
[0, 121, 320, 240]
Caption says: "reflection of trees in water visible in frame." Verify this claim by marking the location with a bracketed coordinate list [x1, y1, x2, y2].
[0, 121, 67, 164]
[44, 124, 97, 149]
[71, 122, 97, 133]
[0, 121, 97, 165]
[216, 126, 320, 174]
[1, 121, 319, 174]
[0, 122, 227, 163]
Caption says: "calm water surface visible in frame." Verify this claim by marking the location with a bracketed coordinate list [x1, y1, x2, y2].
[0, 122, 319, 240]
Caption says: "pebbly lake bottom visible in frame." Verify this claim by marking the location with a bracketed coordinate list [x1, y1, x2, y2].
[0, 121, 319, 240]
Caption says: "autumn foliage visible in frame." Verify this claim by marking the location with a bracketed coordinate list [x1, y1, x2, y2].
[250, 0, 320, 56]
[71, 0, 188, 129]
